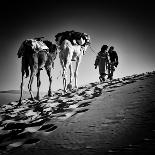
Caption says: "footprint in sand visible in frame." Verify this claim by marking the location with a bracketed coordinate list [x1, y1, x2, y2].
[0, 132, 32, 152]
[38, 123, 58, 133]
[78, 101, 91, 108]
[44, 125, 57, 132]
[11, 131, 33, 140]
[38, 123, 55, 131]
[7, 141, 24, 150]
[23, 138, 40, 146]
[57, 112, 76, 120]
[3, 122, 27, 130]
[106, 89, 115, 93]
[68, 108, 89, 119]
[74, 108, 89, 115]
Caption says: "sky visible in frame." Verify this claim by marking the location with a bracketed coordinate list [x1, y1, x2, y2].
[0, 0, 155, 92]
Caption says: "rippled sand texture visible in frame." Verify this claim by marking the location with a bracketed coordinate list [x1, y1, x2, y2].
[0, 71, 155, 155]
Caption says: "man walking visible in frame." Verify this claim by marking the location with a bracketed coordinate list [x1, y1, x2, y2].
[94, 45, 109, 82]
[107, 46, 119, 80]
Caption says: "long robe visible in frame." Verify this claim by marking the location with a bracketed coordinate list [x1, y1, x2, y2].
[95, 52, 108, 75]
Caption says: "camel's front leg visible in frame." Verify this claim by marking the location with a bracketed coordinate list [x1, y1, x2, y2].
[36, 70, 41, 100]
[28, 71, 35, 100]
[74, 57, 81, 89]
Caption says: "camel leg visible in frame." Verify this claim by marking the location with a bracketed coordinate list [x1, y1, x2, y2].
[74, 56, 82, 89]
[60, 57, 67, 93]
[62, 68, 67, 93]
[74, 58, 80, 89]
[67, 64, 73, 91]
[36, 70, 41, 100]
[19, 72, 24, 105]
[28, 71, 35, 100]
[46, 67, 53, 97]
[19, 57, 26, 105]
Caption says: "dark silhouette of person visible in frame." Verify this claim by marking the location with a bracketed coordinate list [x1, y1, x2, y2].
[107, 46, 119, 80]
[94, 45, 109, 82]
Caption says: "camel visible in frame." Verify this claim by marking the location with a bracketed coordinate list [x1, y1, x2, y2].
[55, 31, 90, 93]
[17, 38, 57, 104]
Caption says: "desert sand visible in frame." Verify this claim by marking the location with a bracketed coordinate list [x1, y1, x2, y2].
[0, 71, 155, 155]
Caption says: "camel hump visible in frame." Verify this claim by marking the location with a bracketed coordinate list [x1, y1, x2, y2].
[31, 39, 49, 52]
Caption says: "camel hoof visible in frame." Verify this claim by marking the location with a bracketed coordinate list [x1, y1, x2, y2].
[67, 83, 73, 91]
[18, 100, 22, 106]
[48, 91, 53, 97]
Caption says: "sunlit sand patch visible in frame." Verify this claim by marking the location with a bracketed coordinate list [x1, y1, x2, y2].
[25, 126, 41, 133]
[7, 141, 24, 150]
[9, 101, 18, 106]
[2, 119, 16, 125]
[68, 104, 79, 109]
[44, 102, 60, 107]
[25, 110, 38, 117]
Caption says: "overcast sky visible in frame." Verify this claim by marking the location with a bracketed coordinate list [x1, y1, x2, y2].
[0, 0, 154, 92]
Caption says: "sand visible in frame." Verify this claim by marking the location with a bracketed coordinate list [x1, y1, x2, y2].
[0, 71, 155, 155]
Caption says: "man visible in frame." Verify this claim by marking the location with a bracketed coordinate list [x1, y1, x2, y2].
[94, 45, 109, 82]
[107, 46, 119, 80]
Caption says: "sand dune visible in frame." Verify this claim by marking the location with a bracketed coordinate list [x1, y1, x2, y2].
[0, 71, 155, 155]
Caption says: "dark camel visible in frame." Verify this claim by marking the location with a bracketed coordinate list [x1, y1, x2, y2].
[17, 39, 57, 104]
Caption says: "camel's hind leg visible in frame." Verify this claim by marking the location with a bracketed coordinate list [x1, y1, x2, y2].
[46, 67, 53, 97]
[62, 68, 67, 93]
[60, 58, 67, 93]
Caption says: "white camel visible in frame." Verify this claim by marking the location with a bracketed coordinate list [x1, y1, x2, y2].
[56, 32, 90, 93]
